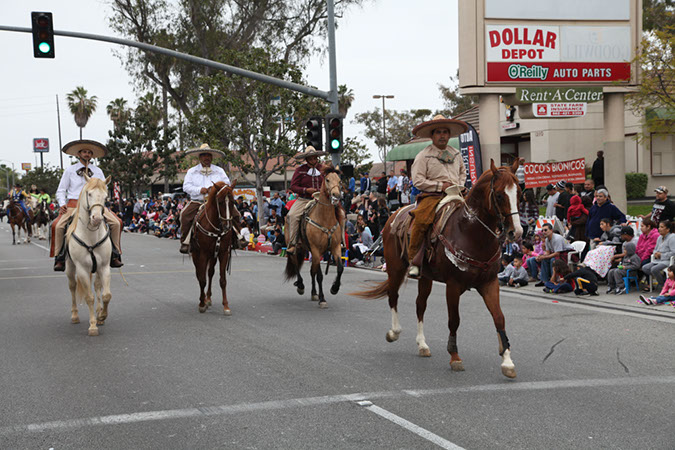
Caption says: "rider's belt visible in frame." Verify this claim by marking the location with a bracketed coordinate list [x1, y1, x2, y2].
[66, 199, 78, 208]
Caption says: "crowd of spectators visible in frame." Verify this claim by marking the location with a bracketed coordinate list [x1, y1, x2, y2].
[114, 195, 183, 239]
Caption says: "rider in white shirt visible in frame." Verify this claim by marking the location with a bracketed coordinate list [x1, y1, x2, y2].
[179, 144, 240, 254]
[51, 140, 123, 271]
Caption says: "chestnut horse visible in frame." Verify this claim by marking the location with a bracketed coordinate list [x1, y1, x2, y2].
[7, 199, 32, 245]
[354, 160, 523, 378]
[284, 167, 344, 309]
[190, 181, 238, 315]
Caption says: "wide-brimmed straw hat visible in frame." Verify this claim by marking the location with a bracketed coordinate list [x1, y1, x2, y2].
[185, 143, 225, 158]
[61, 140, 108, 158]
[412, 114, 469, 139]
[295, 145, 327, 160]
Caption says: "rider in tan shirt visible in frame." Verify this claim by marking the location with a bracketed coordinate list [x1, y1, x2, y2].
[408, 115, 468, 277]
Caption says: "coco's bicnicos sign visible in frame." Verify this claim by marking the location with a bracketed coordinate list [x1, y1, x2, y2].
[523, 158, 586, 188]
[486, 24, 631, 83]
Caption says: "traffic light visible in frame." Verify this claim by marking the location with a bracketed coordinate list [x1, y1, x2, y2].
[325, 114, 343, 153]
[306, 116, 323, 150]
[31, 12, 55, 58]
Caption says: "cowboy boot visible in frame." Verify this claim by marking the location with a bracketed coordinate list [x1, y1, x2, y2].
[110, 244, 123, 268]
[408, 226, 426, 278]
[53, 239, 67, 272]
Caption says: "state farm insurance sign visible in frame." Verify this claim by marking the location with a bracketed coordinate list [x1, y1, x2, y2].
[486, 25, 631, 83]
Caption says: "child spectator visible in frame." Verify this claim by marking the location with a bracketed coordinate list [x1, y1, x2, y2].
[497, 256, 514, 284]
[639, 265, 675, 305]
[636, 218, 659, 267]
[543, 259, 573, 294]
[506, 255, 529, 287]
[565, 266, 600, 296]
[605, 242, 641, 295]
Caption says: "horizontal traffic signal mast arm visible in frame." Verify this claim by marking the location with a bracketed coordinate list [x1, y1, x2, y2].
[0, 25, 332, 102]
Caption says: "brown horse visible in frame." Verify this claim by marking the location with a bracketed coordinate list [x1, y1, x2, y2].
[284, 167, 344, 309]
[190, 181, 238, 315]
[354, 160, 523, 378]
[7, 199, 32, 245]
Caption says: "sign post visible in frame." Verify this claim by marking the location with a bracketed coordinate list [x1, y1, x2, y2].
[33, 137, 49, 169]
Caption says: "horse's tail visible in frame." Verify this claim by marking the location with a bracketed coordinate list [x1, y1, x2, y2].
[350, 278, 393, 300]
[283, 249, 305, 281]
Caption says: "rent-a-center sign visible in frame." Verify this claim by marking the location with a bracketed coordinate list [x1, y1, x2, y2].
[486, 25, 631, 83]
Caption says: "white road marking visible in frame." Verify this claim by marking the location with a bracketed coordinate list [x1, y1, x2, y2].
[358, 401, 464, 449]
[3, 376, 675, 436]
[30, 241, 50, 252]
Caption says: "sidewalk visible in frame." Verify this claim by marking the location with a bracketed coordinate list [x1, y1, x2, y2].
[500, 280, 675, 318]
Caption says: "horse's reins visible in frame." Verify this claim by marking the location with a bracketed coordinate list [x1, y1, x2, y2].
[70, 196, 109, 274]
[433, 173, 516, 270]
[301, 177, 342, 274]
[195, 184, 235, 258]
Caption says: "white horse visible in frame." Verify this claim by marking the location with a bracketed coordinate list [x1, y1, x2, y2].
[65, 175, 113, 336]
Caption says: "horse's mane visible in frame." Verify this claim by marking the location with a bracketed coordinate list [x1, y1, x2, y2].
[466, 165, 518, 206]
[66, 178, 108, 238]
[322, 165, 341, 176]
[205, 181, 233, 206]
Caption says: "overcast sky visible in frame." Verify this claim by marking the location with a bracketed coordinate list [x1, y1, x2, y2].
[0, 0, 459, 174]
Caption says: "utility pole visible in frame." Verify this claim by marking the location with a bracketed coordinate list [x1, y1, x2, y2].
[56, 94, 63, 169]
[326, 0, 340, 167]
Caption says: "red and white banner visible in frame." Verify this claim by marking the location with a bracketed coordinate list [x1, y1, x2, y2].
[487, 62, 631, 83]
[523, 158, 586, 188]
[533, 102, 586, 117]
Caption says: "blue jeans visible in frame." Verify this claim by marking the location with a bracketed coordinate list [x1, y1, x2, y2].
[526, 257, 539, 279]
[539, 258, 553, 282]
[652, 295, 675, 304]
[544, 281, 573, 293]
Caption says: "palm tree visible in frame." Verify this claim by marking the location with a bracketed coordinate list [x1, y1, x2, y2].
[338, 84, 355, 118]
[106, 98, 129, 131]
[66, 86, 98, 139]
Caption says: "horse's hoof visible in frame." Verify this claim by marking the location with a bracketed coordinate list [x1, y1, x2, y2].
[71, 317, 80, 324]
[199, 306, 207, 313]
[385, 330, 399, 342]
[450, 360, 465, 371]
[330, 286, 339, 295]
[297, 287, 304, 295]
[501, 365, 516, 379]
[88, 328, 99, 336]
[419, 347, 431, 357]
[223, 308, 232, 316]
[318, 301, 328, 309]
[311, 294, 319, 301]
[96, 320, 104, 326]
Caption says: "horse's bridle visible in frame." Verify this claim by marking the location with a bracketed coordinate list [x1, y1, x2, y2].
[486, 174, 519, 236]
[83, 191, 107, 230]
[197, 184, 233, 239]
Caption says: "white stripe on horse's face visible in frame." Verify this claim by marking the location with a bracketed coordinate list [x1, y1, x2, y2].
[504, 183, 523, 240]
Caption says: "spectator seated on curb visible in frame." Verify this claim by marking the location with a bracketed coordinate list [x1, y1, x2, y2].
[564, 266, 600, 296]
[267, 227, 286, 255]
[605, 242, 640, 295]
[641, 220, 675, 292]
[497, 256, 514, 281]
[499, 254, 529, 287]
[543, 259, 573, 294]
[639, 265, 675, 305]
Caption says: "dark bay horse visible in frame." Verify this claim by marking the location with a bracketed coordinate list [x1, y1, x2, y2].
[354, 160, 523, 378]
[190, 181, 238, 315]
[284, 167, 345, 309]
[34, 199, 51, 240]
[7, 199, 32, 245]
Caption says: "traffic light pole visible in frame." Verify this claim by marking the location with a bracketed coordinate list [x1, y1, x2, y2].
[326, 0, 340, 167]
[0, 25, 332, 103]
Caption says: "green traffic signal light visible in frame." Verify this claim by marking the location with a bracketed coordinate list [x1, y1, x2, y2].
[330, 139, 340, 150]
[31, 11, 55, 58]
[38, 42, 51, 53]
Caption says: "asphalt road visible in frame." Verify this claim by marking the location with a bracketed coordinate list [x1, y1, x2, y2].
[1, 222, 674, 449]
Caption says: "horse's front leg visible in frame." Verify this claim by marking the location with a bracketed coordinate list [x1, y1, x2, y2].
[77, 271, 98, 336]
[446, 282, 464, 371]
[11, 226, 16, 245]
[206, 257, 216, 308]
[329, 241, 344, 295]
[415, 277, 433, 357]
[477, 279, 516, 379]
[193, 252, 209, 313]
[219, 251, 231, 316]
[66, 264, 79, 324]
[96, 266, 112, 325]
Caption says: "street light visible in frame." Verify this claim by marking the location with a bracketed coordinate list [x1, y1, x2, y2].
[0, 160, 16, 191]
[373, 94, 394, 173]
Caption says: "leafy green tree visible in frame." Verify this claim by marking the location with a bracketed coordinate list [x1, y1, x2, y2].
[340, 137, 372, 175]
[109, 0, 365, 121]
[644, 0, 675, 31]
[66, 86, 98, 139]
[438, 71, 478, 117]
[627, 13, 675, 137]
[0, 164, 18, 197]
[106, 98, 130, 131]
[190, 47, 325, 230]
[338, 84, 355, 118]
[18, 165, 63, 197]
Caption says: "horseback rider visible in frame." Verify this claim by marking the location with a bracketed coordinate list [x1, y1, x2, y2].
[8, 183, 32, 226]
[179, 143, 242, 254]
[408, 115, 469, 278]
[286, 146, 327, 256]
[51, 140, 124, 271]
[37, 187, 51, 207]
